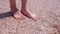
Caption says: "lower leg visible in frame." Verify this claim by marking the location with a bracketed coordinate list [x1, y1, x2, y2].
[21, 0, 39, 21]
[10, 0, 25, 20]
[10, 0, 18, 14]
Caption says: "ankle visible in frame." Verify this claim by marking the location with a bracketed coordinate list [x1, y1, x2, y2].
[11, 8, 18, 14]
[11, 8, 18, 11]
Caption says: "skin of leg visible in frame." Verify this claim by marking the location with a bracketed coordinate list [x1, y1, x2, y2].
[10, 0, 25, 20]
[21, 0, 39, 21]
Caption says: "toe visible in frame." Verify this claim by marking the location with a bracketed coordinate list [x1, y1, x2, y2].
[14, 14, 25, 20]
[19, 16, 25, 20]
[31, 14, 40, 21]
[34, 16, 40, 21]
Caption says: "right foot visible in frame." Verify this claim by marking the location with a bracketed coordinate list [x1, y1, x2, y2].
[11, 10, 25, 20]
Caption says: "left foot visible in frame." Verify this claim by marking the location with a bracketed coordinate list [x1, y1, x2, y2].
[21, 9, 39, 21]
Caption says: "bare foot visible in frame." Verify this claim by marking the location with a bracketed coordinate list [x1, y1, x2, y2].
[11, 9, 25, 20]
[21, 9, 39, 21]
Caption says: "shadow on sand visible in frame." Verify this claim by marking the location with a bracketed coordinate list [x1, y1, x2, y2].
[0, 12, 13, 19]
[0, 0, 17, 19]
[0, 0, 27, 19]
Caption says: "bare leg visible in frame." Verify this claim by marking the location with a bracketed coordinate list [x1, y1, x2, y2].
[21, 0, 39, 21]
[10, 0, 25, 20]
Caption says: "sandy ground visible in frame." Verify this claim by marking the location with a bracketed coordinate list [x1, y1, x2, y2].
[0, 0, 60, 34]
